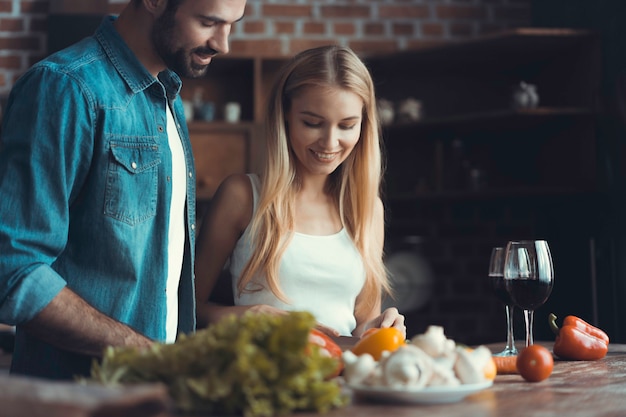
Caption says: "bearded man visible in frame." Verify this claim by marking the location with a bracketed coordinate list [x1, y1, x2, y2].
[0, 0, 246, 379]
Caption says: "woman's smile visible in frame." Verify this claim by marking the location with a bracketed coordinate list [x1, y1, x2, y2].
[311, 149, 341, 162]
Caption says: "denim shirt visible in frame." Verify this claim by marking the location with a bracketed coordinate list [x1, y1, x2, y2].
[0, 17, 196, 379]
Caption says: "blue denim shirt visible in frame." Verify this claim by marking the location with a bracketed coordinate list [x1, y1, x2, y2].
[0, 17, 196, 379]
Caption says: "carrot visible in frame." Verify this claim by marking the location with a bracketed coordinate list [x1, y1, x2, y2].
[492, 355, 519, 375]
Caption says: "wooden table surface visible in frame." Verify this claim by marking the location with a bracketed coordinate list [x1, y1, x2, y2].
[293, 342, 626, 417]
[2, 342, 626, 417]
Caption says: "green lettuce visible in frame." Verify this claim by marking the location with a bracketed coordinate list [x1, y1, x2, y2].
[90, 311, 348, 416]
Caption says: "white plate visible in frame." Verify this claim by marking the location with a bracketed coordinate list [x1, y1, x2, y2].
[348, 380, 493, 404]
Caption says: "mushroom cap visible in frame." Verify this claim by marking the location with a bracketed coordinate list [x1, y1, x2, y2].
[380, 345, 434, 389]
[342, 350, 377, 386]
[454, 346, 491, 384]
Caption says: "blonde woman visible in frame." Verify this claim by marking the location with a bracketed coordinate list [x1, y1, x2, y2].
[195, 45, 405, 338]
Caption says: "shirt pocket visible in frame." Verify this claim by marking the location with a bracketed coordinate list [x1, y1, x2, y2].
[104, 141, 161, 226]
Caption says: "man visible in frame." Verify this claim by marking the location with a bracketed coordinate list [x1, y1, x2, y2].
[0, 0, 246, 379]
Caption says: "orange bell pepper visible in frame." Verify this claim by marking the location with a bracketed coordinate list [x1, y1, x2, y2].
[549, 313, 609, 361]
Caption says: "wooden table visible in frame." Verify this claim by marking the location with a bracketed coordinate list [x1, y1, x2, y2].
[296, 342, 626, 417]
[2, 343, 626, 417]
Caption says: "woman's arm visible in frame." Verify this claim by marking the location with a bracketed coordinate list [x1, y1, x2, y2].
[195, 174, 254, 327]
[195, 174, 289, 327]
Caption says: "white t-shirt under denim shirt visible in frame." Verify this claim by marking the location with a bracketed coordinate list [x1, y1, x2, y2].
[165, 104, 186, 343]
[229, 174, 366, 336]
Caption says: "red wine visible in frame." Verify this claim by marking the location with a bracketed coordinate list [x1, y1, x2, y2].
[489, 275, 514, 305]
[506, 279, 553, 310]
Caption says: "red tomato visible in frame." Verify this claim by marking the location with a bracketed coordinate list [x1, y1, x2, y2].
[516, 344, 554, 382]
[351, 327, 405, 361]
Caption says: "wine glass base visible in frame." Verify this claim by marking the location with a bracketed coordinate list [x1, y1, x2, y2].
[493, 347, 518, 357]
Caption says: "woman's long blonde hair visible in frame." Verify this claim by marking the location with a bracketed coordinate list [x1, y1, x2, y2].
[238, 45, 390, 319]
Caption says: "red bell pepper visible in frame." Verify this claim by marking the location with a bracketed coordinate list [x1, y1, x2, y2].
[308, 329, 344, 377]
[549, 313, 609, 361]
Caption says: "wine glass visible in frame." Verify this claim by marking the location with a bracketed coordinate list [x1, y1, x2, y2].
[488, 247, 517, 356]
[504, 240, 554, 347]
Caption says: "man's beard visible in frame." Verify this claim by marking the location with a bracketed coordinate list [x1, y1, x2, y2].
[151, 9, 216, 78]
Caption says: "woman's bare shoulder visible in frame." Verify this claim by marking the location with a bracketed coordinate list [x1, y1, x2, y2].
[375, 196, 385, 218]
[217, 174, 254, 200]
[212, 174, 255, 230]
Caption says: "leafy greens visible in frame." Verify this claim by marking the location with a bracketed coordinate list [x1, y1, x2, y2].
[89, 311, 348, 416]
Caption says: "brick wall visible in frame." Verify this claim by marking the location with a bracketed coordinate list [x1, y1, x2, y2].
[0, 0, 531, 97]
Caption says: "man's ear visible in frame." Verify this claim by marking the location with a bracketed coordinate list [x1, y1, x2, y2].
[142, 0, 168, 16]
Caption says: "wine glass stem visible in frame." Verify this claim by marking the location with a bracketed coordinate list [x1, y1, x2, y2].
[505, 304, 516, 352]
[523, 309, 535, 347]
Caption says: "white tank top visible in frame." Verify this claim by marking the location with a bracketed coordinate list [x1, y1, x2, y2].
[230, 174, 366, 336]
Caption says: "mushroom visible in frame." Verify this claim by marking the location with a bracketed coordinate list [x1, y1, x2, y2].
[454, 345, 492, 384]
[380, 345, 434, 389]
[342, 350, 377, 386]
[428, 360, 461, 387]
[410, 325, 456, 358]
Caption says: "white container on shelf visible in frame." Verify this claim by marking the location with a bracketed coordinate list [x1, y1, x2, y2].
[224, 102, 241, 123]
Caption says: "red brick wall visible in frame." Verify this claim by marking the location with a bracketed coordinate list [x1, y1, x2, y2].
[0, 0, 531, 97]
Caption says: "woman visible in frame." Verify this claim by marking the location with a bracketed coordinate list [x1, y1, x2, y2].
[195, 45, 405, 338]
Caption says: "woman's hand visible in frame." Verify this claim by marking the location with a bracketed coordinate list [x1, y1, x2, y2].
[246, 304, 289, 316]
[314, 323, 341, 338]
[246, 306, 341, 338]
[362, 307, 406, 338]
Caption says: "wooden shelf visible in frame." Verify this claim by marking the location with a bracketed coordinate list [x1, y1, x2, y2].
[388, 187, 602, 203]
[181, 57, 288, 200]
[367, 28, 600, 126]
[383, 107, 596, 138]
[366, 28, 597, 70]
[186, 120, 257, 132]
[181, 56, 288, 124]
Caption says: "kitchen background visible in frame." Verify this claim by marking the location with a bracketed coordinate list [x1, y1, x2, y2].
[1, 0, 626, 346]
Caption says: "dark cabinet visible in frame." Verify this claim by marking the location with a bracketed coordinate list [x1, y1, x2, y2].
[365, 28, 601, 202]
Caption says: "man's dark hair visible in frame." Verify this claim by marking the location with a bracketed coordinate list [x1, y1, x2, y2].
[133, 0, 183, 12]
[165, 0, 184, 13]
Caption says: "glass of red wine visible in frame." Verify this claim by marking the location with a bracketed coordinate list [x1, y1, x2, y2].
[488, 247, 517, 356]
[504, 240, 554, 347]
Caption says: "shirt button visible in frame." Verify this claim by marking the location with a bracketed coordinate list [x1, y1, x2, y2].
[188, 171, 193, 178]
[167, 176, 171, 182]
[131, 162, 137, 170]
[191, 224, 196, 231]
[158, 126, 164, 133]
